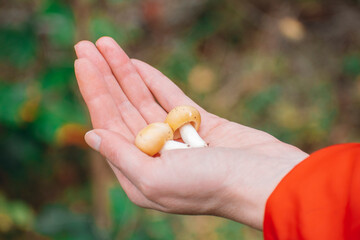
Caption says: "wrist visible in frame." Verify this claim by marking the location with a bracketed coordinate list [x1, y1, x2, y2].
[214, 143, 308, 229]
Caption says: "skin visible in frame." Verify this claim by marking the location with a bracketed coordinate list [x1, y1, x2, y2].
[74, 37, 309, 230]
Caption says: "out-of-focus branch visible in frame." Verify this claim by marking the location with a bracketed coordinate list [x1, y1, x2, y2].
[90, 152, 112, 230]
[72, 0, 91, 42]
[71, 0, 112, 230]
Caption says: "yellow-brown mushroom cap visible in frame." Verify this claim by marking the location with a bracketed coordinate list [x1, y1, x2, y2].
[135, 122, 173, 156]
[165, 105, 201, 135]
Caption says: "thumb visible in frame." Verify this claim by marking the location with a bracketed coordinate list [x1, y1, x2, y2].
[84, 129, 149, 181]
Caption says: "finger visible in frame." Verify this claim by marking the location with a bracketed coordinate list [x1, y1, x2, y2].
[74, 58, 132, 138]
[131, 59, 225, 130]
[95, 37, 167, 123]
[75, 41, 113, 76]
[84, 128, 152, 186]
[74, 41, 146, 136]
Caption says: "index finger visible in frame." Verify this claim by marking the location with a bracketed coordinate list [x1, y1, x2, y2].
[74, 58, 133, 139]
[74, 41, 147, 137]
[95, 37, 167, 123]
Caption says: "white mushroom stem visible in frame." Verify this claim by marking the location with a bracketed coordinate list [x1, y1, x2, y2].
[160, 140, 190, 154]
[179, 123, 207, 148]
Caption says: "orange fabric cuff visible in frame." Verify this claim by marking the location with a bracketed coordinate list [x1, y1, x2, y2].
[263, 143, 360, 240]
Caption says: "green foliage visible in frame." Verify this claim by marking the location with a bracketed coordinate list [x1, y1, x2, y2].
[245, 85, 281, 118]
[109, 186, 136, 224]
[38, 0, 76, 47]
[35, 205, 96, 240]
[109, 186, 175, 240]
[0, 82, 27, 126]
[0, 26, 37, 68]
[343, 54, 360, 77]
[1, 0, 359, 239]
[0, 193, 34, 233]
[163, 49, 197, 83]
[217, 220, 244, 239]
[90, 17, 125, 43]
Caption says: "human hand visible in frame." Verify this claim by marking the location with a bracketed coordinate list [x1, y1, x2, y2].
[74, 37, 308, 230]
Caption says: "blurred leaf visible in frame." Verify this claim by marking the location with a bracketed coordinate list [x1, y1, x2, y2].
[0, 25, 37, 68]
[109, 185, 137, 228]
[186, 11, 218, 46]
[271, 100, 303, 129]
[32, 110, 65, 143]
[90, 17, 126, 43]
[0, 82, 27, 126]
[35, 204, 96, 240]
[20, 97, 41, 123]
[144, 214, 174, 240]
[216, 220, 243, 240]
[40, 65, 75, 91]
[56, 123, 88, 147]
[163, 50, 197, 83]
[0, 194, 34, 232]
[9, 201, 34, 229]
[33, 65, 88, 143]
[244, 85, 281, 120]
[0, 131, 42, 165]
[33, 98, 87, 143]
[37, 0, 75, 47]
[309, 82, 337, 131]
[343, 54, 360, 77]
[0, 212, 13, 233]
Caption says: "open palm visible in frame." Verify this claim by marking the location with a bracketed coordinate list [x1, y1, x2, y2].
[74, 37, 308, 229]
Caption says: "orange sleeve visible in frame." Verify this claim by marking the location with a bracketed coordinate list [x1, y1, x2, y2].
[263, 143, 360, 240]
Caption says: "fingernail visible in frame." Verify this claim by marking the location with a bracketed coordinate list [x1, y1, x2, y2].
[84, 130, 101, 151]
[74, 43, 80, 54]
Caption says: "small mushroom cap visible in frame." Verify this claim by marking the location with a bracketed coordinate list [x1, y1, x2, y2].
[135, 122, 173, 156]
[165, 105, 201, 135]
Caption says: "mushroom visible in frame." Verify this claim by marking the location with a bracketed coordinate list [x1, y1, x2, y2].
[165, 105, 207, 148]
[135, 122, 189, 156]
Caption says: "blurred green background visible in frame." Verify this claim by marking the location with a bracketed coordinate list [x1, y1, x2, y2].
[0, 0, 359, 239]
